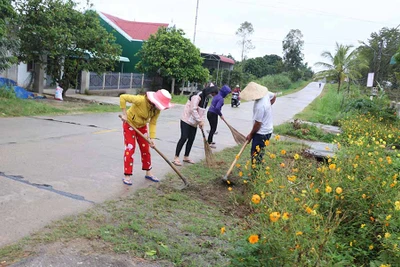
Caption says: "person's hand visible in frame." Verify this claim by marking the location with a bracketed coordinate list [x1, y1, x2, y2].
[220, 115, 224, 121]
[149, 139, 155, 148]
[246, 133, 253, 142]
[120, 114, 127, 122]
[199, 121, 204, 129]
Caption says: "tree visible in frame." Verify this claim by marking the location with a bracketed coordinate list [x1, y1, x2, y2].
[0, 0, 18, 71]
[315, 43, 368, 93]
[236, 21, 255, 61]
[17, 0, 121, 95]
[243, 54, 283, 78]
[282, 29, 304, 74]
[136, 27, 209, 93]
[358, 27, 400, 87]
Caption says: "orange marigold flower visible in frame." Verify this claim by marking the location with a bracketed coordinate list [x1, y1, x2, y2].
[274, 135, 280, 141]
[228, 187, 232, 191]
[287, 175, 296, 182]
[264, 140, 270, 146]
[281, 150, 286, 155]
[325, 185, 332, 193]
[251, 194, 261, 204]
[336, 187, 343, 194]
[329, 164, 336, 170]
[280, 163, 285, 168]
[269, 212, 281, 222]
[305, 207, 312, 214]
[296, 231, 303, 236]
[239, 171, 243, 177]
[248, 234, 259, 244]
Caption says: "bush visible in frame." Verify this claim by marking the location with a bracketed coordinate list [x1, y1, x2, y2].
[257, 74, 292, 91]
[343, 98, 398, 123]
[228, 116, 400, 266]
[0, 86, 17, 99]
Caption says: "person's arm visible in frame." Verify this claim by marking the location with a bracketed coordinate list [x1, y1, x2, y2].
[215, 98, 224, 117]
[269, 92, 276, 105]
[189, 95, 204, 128]
[148, 110, 160, 147]
[246, 121, 262, 141]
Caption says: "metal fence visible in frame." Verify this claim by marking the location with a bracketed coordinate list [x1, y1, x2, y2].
[88, 72, 162, 90]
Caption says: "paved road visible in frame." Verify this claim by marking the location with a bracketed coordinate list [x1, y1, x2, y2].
[0, 82, 323, 247]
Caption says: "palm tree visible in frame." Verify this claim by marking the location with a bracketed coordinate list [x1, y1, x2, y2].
[315, 43, 367, 93]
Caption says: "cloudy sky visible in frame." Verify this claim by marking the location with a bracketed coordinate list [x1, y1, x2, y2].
[81, 0, 399, 71]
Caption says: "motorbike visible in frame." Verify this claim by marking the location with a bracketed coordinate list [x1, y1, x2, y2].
[231, 92, 240, 107]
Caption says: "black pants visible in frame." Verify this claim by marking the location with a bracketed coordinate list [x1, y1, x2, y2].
[175, 120, 197, 157]
[207, 111, 218, 144]
[251, 133, 272, 164]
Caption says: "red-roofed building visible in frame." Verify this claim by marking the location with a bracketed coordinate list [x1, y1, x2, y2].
[98, 12, 168, 73]
[201, 53, 235, 85]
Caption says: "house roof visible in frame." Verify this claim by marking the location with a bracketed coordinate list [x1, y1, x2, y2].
[201, 53, 235, 65]
[218, 55, 235, 65]
[100, 12, 168, 41]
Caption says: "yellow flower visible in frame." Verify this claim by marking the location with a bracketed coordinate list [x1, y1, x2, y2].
[269, 154, 276, 159]
[362, 194, 367, 199]
[361, 224, 366, 228]
[287, 175, 296, 182]
[256, 145, 260, 152]
[296, 231, 303, 236]
[274, 135, 280, 141]
[329, 164, 336, 170]
[282, 212, 290, 220]
[220, 227, 226, 234]
[239, 171, 243, 177]
[386, 215, 392, 220]
[335, 187, 343, 194]
[369, 245, 374, 250]
[251, 194, 261, 204]
[325, 186, 332, 193]
[228, 187, 232, 191]
[395, 201, 400, 211]
[305, 207, 312, 214]
[294, 197, 300, 202]
[269, 212, 281, 222]
[281, 150, 286, 155]
[264, 140, 270, 146]
[280, 163, 285, 168]
[266, 179, 273, 184]
[248, 234, 259, 244]
[236, 163, 241, 168]
[385, 232, 391, 239]
[243, 180, 248, 184]
[294, 154, 300, 160]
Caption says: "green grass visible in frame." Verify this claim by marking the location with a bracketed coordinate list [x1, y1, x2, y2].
[295, 83, 344, 125]
[276, 80, 310, 96]
[274, 121, 336, 143]
[0, 97, 120, 117]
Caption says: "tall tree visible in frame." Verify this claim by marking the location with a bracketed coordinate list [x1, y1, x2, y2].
[136, 27, 209, 93]
[0, 0, 18, 71]
[282, 29, 304, 72]
[236, 21, 255, 61]
[315, 43, 368, 93]
[17, 0, 121, 95]
[358, 27, 400, 87]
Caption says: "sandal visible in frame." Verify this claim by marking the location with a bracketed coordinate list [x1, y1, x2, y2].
[145, 175, 160, 182]
[172, 160, 182, 166]
[183, 159, 195, 164]
[122, 178, 132, 185]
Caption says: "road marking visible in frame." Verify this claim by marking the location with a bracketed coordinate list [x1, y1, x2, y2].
[93, 129, 119, 134]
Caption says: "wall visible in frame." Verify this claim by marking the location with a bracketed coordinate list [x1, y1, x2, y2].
[17, 63, 32, 87]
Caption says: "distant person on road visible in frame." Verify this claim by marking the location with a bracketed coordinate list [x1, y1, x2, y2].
[240, 82, 276, 164]
[173, 86, 218, 166]
[207, 85, 231, 148]
[119, 89, 172, 185]
[319, 82, 322, 88]
[232, 84, 241, 99]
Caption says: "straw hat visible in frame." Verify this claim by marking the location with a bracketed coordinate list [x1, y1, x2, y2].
[146, 89, 173, 110]
[240, 82, 269, 101]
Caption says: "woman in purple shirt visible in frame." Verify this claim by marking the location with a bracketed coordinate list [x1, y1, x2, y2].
[207, 85, 231, 148]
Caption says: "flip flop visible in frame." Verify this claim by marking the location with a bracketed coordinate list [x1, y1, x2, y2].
[172, 160, 182, 166]
[122, 178, 132, 185]
[183, 159, 195, 164]
[145, 175, 160, 182]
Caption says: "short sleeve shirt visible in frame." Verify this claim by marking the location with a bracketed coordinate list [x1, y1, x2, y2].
[252, 92, 275, 135]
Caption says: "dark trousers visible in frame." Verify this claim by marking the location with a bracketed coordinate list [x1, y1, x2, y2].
[207, 111, 218, 144]
[175, 120, 197, 157]
[251, 133, 272, 164]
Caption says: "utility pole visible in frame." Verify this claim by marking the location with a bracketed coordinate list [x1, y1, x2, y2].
[193, 0, 199, 44]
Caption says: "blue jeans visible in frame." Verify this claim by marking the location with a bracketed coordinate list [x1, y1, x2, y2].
[251, 133, 272, 164]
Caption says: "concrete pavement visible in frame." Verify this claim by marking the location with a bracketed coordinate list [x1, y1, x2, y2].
[0, 82, 324, 248]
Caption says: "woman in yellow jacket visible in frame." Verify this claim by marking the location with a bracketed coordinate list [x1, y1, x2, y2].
[120, 89, 172, 185]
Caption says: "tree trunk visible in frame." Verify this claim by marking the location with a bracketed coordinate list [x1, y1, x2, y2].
[171, 78, 175, 94]
[337, 76, 341, 93]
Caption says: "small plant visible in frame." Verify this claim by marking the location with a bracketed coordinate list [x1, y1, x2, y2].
[0, 86, 17, 99]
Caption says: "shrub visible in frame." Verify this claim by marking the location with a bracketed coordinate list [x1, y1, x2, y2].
[257, 74, 291, 91]
[0, 86, 16, 99]
[229, 115, 400, 266]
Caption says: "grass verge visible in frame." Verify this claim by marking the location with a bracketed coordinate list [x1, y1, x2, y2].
[274, 120, 336, 143]
[0, 141, 307, 266]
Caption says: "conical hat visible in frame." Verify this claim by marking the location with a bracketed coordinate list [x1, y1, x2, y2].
[240, 82, 269, 101]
